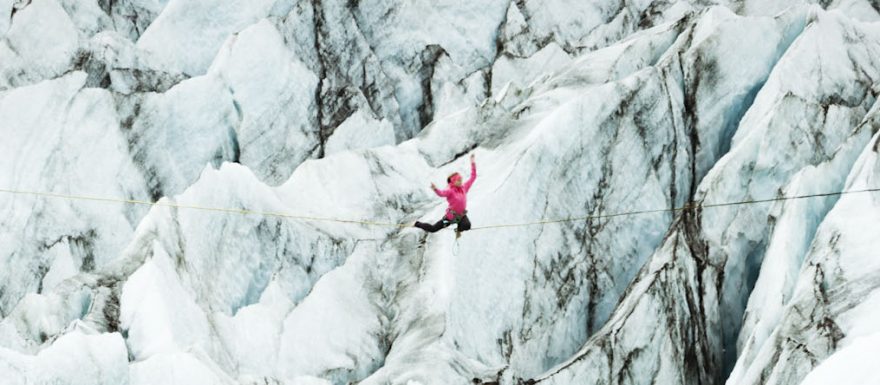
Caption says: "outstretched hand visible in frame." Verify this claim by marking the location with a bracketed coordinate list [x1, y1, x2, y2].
[431, 182, 437, 190]
[470, 153, 475, 163]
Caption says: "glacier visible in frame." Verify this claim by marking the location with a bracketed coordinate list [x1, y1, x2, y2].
[1, 0, 880, 384]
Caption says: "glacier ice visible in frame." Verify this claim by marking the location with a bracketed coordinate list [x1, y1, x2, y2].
[0, 0, 79, 90]
[2, 1, 880, 385]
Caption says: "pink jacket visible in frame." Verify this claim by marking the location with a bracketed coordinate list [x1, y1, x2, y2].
[433, 161, 476, 220]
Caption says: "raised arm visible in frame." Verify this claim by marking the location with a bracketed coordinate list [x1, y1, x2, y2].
[464, 154, 477, 192]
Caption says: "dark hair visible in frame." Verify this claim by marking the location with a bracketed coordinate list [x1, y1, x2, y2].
[447, 173, 459, 184]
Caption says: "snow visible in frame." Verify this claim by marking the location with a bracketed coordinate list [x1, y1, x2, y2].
[209, 19, 320, 184]
[724, 11, 880, 384]
[738, 0, 815, 16]
[730, 100, 880, 385]
[0, 72, 150, 315]
[727, 129, 880, 384]
[0, 330, 128, 385]
[98, 33, 188, 93]
[513, 0, 699, 53]
[831, 0, 880, 21]
[499, 2, 537, 57]
[2, 289, 91, 352]
[538, 18, 684, 90]
[800, 333, 880, 385]
[3, 1, 880, 385]
[37, 241, 79, 293]
[136, 0, 276, 76]
[518, 0, 625, 50]
[276, 243, 386, 383]
[0, 0, 12, 38]
[120, 244, 213, 361]
[324, 109, 396, 156]
[213, 285, 291, 379]
[130, 350, 236, 385]
[0, 0, 79, 89]
[105, 0, 171, 40]
[55, 0, 112, 37]
[491, 43, 572, 95]
[124, 74, 239, 195]
[355, 0, 509, 72]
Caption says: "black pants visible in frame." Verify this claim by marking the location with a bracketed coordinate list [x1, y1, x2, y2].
[415, 215, 471, 233]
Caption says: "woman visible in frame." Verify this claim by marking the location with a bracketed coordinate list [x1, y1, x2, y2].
[415, 154, 476, 238]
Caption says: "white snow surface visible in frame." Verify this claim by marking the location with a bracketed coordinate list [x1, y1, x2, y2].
[2, 1, 880, 385]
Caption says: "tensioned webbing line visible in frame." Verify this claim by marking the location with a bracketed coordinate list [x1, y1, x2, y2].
[0, 187, 878, 231]
[0, 188, 410, 228]
[468, 187, 880, 230]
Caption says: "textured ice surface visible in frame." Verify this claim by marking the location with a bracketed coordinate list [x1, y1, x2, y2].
[2, 1, 880, 385]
